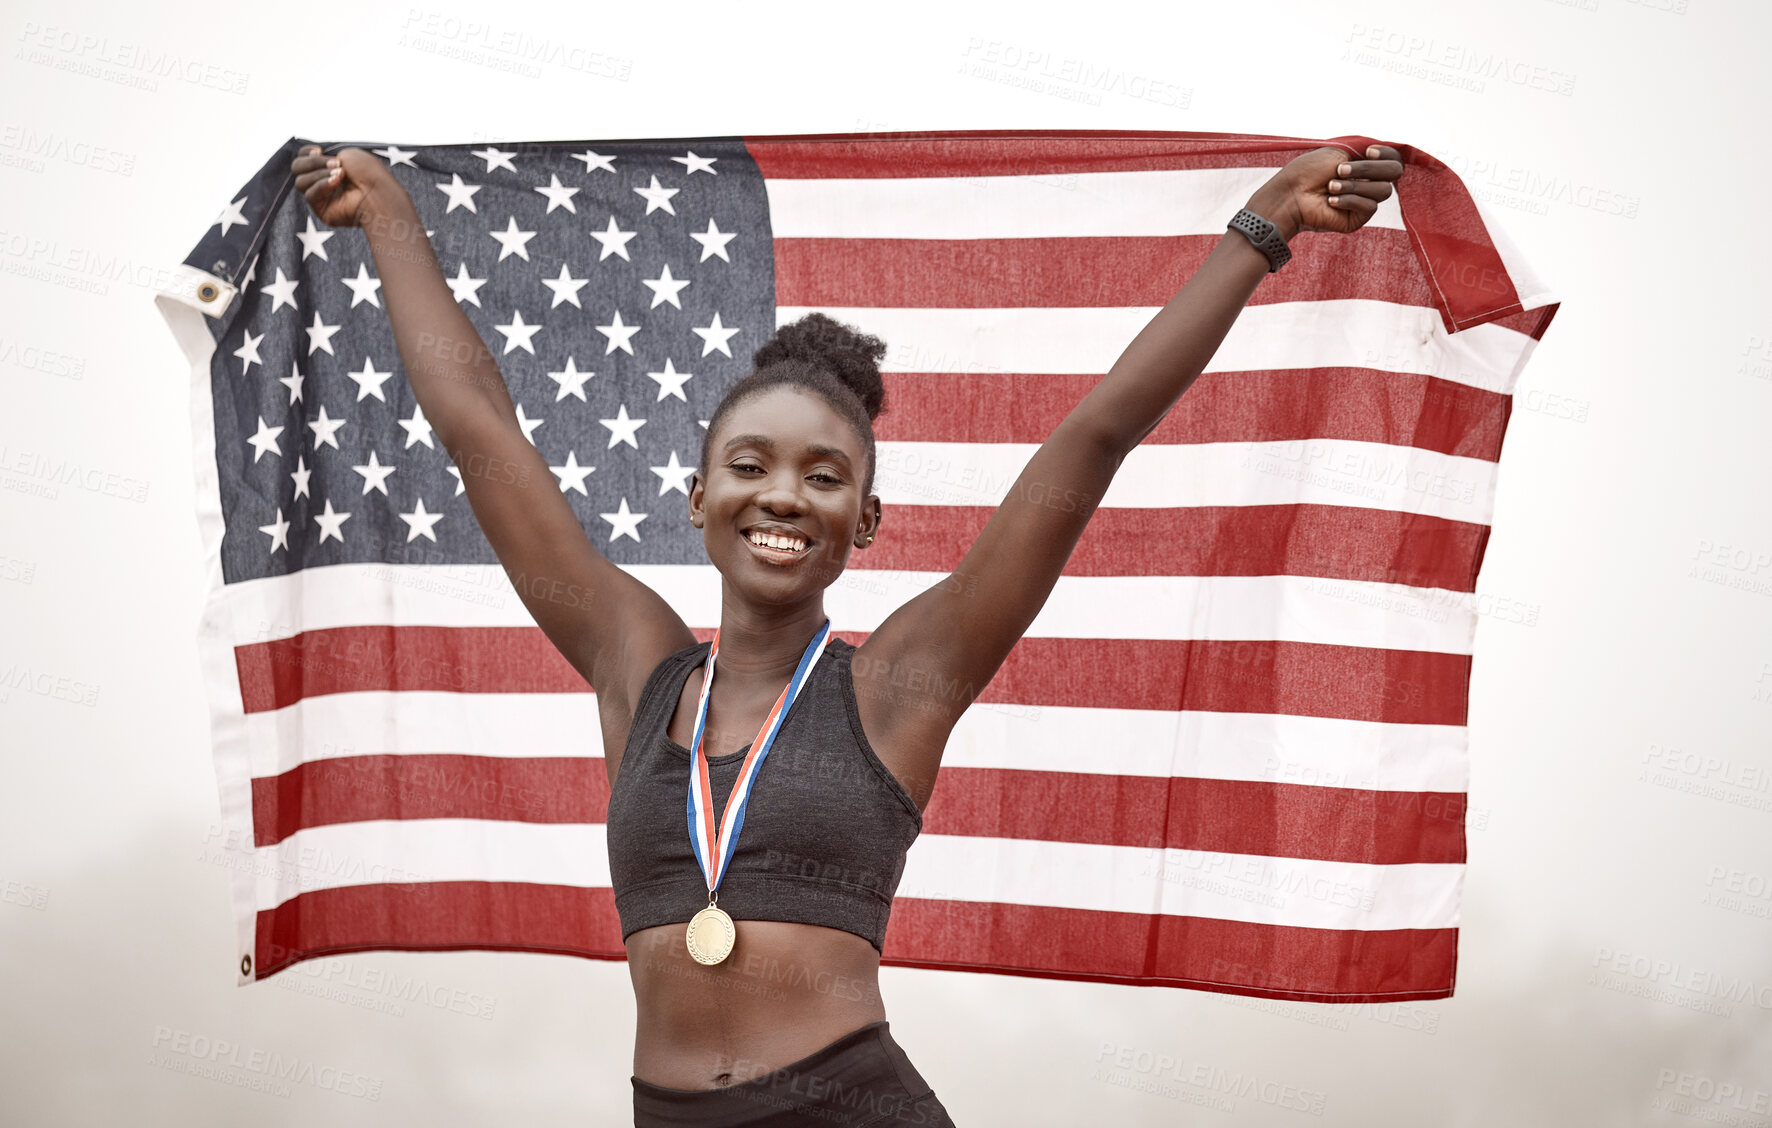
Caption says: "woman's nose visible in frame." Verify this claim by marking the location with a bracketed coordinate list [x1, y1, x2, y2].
[754, 472, 806, 513]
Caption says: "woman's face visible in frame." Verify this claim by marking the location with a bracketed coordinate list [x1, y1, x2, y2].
[690, 385, 880, 605]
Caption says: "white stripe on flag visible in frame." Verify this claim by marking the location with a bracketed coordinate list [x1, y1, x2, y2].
[786, 301, 1446, 384]
[215, 566, 1480, 655]
[248, 821, 1461, 930]
[875, 438, 1497, 523]
[761, 166, 1406, 239]
[246, 691, 1467, 793]
[897, 836, 1462, 931]
[941, 707, 1469, 792]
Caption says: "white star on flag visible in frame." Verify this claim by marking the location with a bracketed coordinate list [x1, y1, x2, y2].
[262, 269, 301, 313]
[308, 405, 347, 450]
[672, 151, 718, 175]
[352, 451, 397, 495]
[296, 216, 334, 261]
[550, 451, 596, 494]
[489, 217, 538, 261]
[399, 497, 444, 542]
[495, 310, 543, 354]
[535, 174, 580, 213]
[600, 498, 647, 543]
[647, 358, 694, 402]
[596, 311, 641, 355]
[436, 173, 482, 213]
[693, 312, 739, 357]
[600, 404, 646, 450]
[340, 264, 382, 308]
[214, 196, 250, 235]
[548, 358, 595, 401]
[312, 497, 351, 543]
[633, 175, 679, 216]
[591, 216, 637, 261]
[257, 506, 291, 552]
[234, 329, 265, 375]
[247, 416, 283, 462]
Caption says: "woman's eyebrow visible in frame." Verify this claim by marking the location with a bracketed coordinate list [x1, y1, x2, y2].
[721, 434, 852, 465]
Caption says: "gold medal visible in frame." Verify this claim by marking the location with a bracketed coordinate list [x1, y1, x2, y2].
[685, 901, 736, 965]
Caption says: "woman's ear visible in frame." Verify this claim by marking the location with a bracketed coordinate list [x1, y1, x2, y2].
[688, 472, 704, 528]
[856, 495, 882, 546]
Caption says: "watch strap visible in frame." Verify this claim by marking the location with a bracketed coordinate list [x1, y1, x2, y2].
[1226, 207, 1293, 273]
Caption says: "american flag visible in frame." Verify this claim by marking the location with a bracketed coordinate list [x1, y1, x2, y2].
[155, 129, 1558, 1001]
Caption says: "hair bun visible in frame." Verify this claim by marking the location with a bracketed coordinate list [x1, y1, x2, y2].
[752, 312, 887, 420]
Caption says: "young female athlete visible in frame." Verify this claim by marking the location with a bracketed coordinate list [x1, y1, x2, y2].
[291, 138, 1403, 1126]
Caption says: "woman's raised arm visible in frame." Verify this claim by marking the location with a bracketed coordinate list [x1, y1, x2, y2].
[290, 147, 697, 778]
[853, 145, 1405, 780]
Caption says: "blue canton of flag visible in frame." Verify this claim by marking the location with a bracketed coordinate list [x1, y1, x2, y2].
[206, 137, 774, 582]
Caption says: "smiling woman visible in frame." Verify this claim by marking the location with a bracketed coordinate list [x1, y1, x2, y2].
[288, 138, 1405, 1127]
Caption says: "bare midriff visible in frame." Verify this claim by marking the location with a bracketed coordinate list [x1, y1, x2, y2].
[625, 918, 887, 1089]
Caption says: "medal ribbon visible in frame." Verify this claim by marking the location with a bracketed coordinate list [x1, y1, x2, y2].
[686, 618, 832, 896]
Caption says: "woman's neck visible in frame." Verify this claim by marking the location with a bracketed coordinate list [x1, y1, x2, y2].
[711, 598, 829, 684]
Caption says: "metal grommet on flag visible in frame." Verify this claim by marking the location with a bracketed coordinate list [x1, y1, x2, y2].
[240, 953, 252, 977]
[198, 281, 220, 303]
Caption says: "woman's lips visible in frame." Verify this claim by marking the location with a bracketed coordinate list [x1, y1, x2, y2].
[741, 529, 811, 566]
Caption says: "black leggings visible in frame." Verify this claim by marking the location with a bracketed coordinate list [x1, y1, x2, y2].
[630, 1021, 956, 1127]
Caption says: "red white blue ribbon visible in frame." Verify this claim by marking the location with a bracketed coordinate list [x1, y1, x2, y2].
[687, 618, 832, 896]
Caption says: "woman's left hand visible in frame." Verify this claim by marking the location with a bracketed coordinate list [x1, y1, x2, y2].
[1250, 144, 1405, 239]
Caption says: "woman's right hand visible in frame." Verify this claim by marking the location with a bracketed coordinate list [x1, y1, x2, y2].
[290, 145, 390, 229]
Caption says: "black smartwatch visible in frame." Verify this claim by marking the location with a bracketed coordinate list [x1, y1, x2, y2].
[1227, 207, 1292, 273]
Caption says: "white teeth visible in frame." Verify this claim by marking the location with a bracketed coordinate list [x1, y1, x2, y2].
[748, 530, 806, 552]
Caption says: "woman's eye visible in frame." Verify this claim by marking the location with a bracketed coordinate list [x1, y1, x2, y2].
[812, 473, 841, 484]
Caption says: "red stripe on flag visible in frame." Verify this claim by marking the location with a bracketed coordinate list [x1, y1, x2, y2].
[774, 230, 1437, 310]
[251, 755, 611, 847]
[746, 131, 1337, 179]
[872, 368, 1508, 459]
[249, 757, 1465, 866]
[253, 882, 626, 980]
[238, 630, 1468, 726]
[252, 882, 1453, 1000]
[941, 636, 1469, 727]
[234, 625, 587, 712]
[882, 898, 1456, 1001]
[921, 770, 1467, 865]
[861, 504, 1487, 589]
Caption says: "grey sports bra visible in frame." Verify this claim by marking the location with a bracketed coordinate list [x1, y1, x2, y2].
[604, 637, 924, 951]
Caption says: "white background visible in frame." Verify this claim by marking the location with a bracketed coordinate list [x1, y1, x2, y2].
[3, 0, 1769, 1124]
